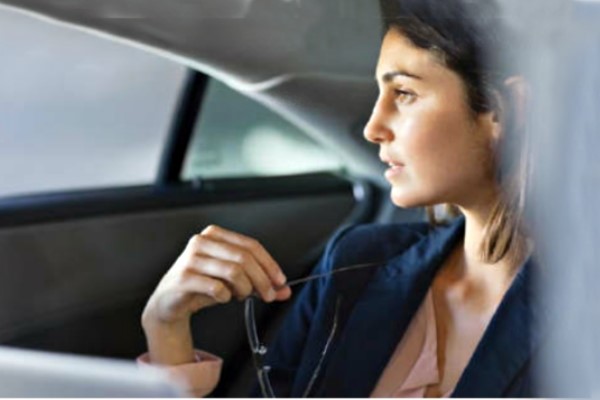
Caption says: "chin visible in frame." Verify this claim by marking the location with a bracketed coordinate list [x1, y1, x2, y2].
[389, 186, 441, 210]
[389, 189, 424, 209]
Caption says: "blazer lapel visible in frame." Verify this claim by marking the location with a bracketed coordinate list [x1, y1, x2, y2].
[452, 257, 547, 397]
[318, 218, 465, 397]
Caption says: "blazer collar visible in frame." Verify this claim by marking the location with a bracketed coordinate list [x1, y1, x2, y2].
[452, 256, 546, 397]
[319, 217, 545, 397]
[319, 217, 465, 397]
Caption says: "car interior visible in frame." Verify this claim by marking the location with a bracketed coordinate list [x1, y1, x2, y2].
[3, 0, 600, 397]
[0, 0, 423, 396]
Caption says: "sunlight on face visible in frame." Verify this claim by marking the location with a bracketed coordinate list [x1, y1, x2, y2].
[364, 29, 498, 210]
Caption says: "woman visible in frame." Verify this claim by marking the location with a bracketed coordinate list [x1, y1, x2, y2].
[140, 0, 540, 397]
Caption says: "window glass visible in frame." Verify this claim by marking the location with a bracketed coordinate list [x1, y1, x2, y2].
[0, 7, 186, 198]
[182, 79, 343, 180]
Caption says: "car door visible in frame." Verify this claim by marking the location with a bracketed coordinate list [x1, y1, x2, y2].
[0, 6, 384, 396]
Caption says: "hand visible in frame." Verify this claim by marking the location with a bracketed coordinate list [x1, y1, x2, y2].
[141, 225, 292, 364]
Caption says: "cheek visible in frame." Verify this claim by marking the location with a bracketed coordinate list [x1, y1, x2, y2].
[389, 105, 488, 204]
[396, 107, 467, 171]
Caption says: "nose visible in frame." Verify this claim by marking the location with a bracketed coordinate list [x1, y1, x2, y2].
[363, 94, 394, 144]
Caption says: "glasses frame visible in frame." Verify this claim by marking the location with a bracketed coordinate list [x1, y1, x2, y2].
[245, 296, 276, 397]
[244, 261, 381, 398]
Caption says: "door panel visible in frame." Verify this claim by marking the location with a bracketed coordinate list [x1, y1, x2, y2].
[0, 173, 377, 395]
[0, 191, 359, 345]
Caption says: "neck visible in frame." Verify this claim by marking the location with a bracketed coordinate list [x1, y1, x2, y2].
[461, 207, 493, 269]
[451, 194, 522, 292]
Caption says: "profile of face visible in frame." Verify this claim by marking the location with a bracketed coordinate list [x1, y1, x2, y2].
[364, 29, 500, 210]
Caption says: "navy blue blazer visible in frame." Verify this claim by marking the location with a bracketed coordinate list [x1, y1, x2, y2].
[254, 216, 546, 397]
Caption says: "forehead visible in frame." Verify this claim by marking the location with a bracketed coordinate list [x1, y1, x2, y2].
[376, 29, 447, 82]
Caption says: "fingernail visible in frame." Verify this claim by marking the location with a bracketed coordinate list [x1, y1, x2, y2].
[267, 288, 276, 302]
[276, 271, 287, 285]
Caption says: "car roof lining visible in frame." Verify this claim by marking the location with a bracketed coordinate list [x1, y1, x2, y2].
[0, 0, 385, 180]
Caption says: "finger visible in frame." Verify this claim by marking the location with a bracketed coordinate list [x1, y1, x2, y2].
[159, 274, 233, 319]
[184, 235, 274, 301]
[179, 274, 233, 304]
[187, 234, 254, 270]
[201, 225, 287, 286]
[274, 286, 292, 301]
[187, 254, 254, 300]
[238, 252, 279, 303]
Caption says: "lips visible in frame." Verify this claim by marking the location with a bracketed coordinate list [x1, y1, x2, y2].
[381, 155, 405, 181]
[386, 161, 404, 168]
[380, 156, 405, 168]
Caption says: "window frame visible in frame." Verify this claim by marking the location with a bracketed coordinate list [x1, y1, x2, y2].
[157, 71, 209, 185]
[175, 74, 346, 183]
[0, 69, 369, 228]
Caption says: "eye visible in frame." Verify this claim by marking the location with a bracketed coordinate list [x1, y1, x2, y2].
[393, 88, 416, 104]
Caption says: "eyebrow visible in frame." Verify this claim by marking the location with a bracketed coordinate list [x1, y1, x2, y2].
[379, 70, 423, 82]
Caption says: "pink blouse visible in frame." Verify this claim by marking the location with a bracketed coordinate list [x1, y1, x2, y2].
[370, 289, 453, 397]
[138, 290, 454, 398]
[137, 350, 223, 397]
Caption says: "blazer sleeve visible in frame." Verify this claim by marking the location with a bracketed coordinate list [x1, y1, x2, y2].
[248, 224, 357, 397]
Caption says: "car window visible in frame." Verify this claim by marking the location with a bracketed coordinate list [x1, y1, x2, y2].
[0, 7, 186, 198]
[181, 79, 343, 181]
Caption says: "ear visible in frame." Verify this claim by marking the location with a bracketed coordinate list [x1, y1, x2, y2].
[485, 75, 528, 144]
[479, 89, 504, 146]
[503, 75, 528, 130]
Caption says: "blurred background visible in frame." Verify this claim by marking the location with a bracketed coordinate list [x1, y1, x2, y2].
[0, 0, 599, 396]
[0, 5, 343, 198]
[0, 6, 184, 197]
[521, 0, 600, 396]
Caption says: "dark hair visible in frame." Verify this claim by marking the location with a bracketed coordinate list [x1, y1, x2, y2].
[380, 0, 516, 115]
[379, 0, 530, 264]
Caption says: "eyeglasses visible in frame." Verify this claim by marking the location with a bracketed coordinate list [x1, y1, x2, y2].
[244, 261, 381, 398]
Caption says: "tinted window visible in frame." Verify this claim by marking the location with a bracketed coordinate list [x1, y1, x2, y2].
[0, 7, 186, 198]
[182, 79, 343, 180]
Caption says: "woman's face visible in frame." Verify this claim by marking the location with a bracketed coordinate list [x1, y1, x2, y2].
[364, 29, 498, 210]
